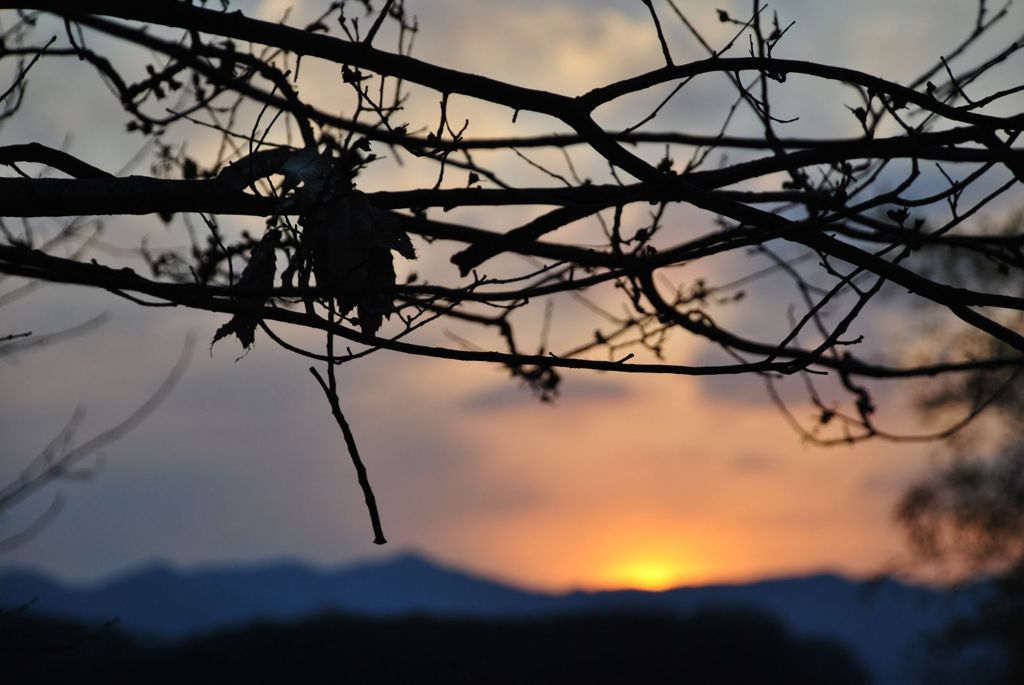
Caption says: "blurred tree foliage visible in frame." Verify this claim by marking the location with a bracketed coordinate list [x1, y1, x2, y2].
[899, 212, 1024, 683]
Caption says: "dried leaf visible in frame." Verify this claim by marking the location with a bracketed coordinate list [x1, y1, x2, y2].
[305, 192, 416, 335]
[212, 230, 280, 350]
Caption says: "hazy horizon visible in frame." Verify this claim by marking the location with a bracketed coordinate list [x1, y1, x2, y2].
[4, 546, 920, 594]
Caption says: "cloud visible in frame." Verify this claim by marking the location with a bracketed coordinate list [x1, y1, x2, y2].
[731, 454, 779, 474]
[426, 2, 666, 94]
[460, 375, 630, 411]
[860, 470, 919, 497]
[695, 372, 810, 409]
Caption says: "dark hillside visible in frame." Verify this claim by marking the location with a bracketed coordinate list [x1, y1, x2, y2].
[3, 608, 869, 684]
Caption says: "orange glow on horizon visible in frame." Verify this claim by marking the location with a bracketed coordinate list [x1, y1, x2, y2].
[335, 331, 934, 596]
[599, 558, 704, 591]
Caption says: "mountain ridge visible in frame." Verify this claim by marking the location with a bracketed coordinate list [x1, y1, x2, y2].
[0, 552, 983, 685]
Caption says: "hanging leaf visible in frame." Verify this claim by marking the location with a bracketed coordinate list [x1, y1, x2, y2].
[212, 229, 280, 350]
[304, 191, 416, 336]
[356, 193, 417, 260]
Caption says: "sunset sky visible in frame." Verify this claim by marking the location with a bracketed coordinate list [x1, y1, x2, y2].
[2, 0, 1022, 593]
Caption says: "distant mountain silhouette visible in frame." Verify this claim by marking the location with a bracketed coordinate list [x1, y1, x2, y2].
[0, 553, 983, 685]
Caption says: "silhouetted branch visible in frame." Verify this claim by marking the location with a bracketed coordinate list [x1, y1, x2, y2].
[309, 326, 386, 544]
[1, 0, 1022, 539]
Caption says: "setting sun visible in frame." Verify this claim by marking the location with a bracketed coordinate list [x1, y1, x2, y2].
[602, 559, 702, 591]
